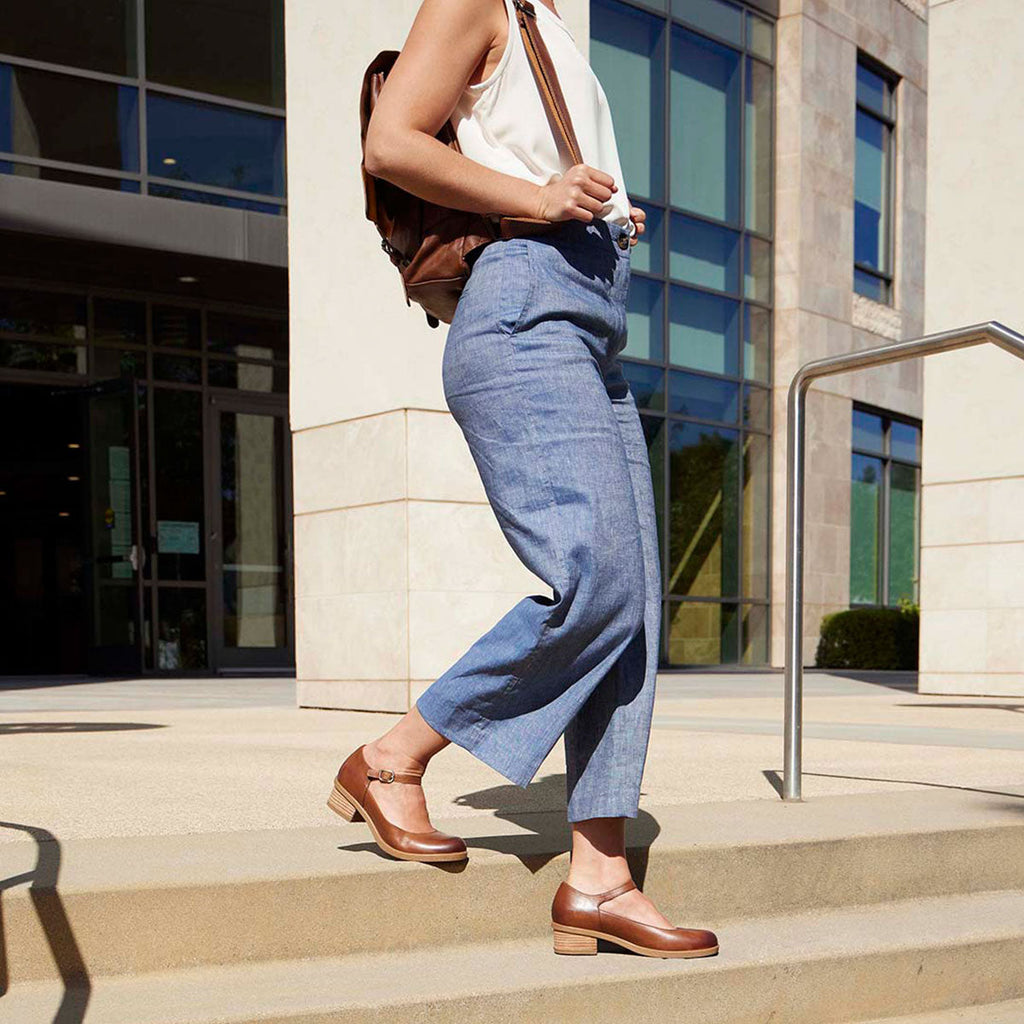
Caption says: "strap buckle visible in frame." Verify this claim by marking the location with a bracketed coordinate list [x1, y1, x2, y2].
[373, 768, 396, 783]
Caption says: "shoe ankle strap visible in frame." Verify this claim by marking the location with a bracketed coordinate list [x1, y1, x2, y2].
[366, 766, 423, 785]
[592, 879, 637, 904]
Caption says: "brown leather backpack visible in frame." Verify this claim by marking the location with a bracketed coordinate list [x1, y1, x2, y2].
[359, 0, 584, 328]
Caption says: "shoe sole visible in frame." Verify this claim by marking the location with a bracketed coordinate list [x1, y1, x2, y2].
[552, 922, 719, 958]
[327, 779, 469, 863]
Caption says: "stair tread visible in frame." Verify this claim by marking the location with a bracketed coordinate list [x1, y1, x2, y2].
[6, 889, 1024, 1024]
[2, 787, 1022, 895]
[857, 997, 1024, 1023]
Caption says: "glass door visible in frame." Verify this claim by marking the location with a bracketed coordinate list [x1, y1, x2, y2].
[82, 377, 145, 673]
[208, 393, 293, 670]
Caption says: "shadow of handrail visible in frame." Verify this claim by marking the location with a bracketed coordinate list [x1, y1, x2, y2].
[0, 822, 90, 1024]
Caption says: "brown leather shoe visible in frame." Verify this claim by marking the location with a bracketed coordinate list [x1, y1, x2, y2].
[551, 879, 718, 958]
[327, 744, 468, 863]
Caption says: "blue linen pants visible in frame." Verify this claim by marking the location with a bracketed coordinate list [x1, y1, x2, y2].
[415, 216, 660, 823]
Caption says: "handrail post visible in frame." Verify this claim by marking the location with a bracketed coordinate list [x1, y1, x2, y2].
[783, 375, 807, 801]
[780, 320, 1024, 803]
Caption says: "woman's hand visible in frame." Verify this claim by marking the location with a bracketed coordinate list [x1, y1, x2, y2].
[628, 205, 646, 246]
[534, 163, 618, 223]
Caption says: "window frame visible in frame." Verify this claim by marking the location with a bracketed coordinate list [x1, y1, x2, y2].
[849, 401, 921, 609]
[592, 0, 776, 668]
[853, 51, 899, 305]
[0, 0, 286, 212]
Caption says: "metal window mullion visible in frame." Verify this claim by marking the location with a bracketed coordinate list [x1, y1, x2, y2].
[137, 0, 148, 194]
[0, 51, 137, 87]
[0, 152, 142, 181]
[146, 175, 287, 206]
[146, 82, 286, 118]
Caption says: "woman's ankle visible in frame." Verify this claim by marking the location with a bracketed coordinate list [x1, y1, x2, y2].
[566, 856, 632, 894]
[364, 734, 429, 773]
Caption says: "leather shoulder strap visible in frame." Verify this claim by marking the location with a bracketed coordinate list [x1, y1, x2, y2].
[512, 0, 584, 167]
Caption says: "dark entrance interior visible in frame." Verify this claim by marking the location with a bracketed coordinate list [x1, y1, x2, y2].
[0, 232, 292, 676]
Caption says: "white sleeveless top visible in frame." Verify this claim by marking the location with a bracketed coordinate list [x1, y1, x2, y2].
[452, 0, 633, 230]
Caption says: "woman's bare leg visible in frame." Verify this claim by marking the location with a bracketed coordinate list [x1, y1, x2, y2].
[360, 706, 451, 831]
[566, 817, 674, 927]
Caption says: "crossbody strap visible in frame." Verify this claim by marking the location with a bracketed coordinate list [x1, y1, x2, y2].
[512, 0, 584, 168]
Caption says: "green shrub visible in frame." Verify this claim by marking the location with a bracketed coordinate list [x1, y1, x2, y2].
[814, 602, 919, 670]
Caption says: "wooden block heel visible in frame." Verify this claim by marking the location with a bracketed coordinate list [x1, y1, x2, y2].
[326, 782, 362, 822]
[552, 926, 598, 955]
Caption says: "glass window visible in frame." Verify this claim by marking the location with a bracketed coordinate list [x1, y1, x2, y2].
[154, 306, 201, 350]
[147, 92, 285, 197]
[596, 0, 773, 666]
[667, 422, 739, 597]
[0, 64, 139, 171]
[146, 0, 285, 108]
[742, 430, 769, 599]
[666, 600, 740, 663]
[0, 288, 86, 341]
[669, 284, 740, 375]
[672, 0, 743, 46]
[670, 27, 741, 224]
[854, 56, 897, 304]
[670, 213, 740, 294]
[850, 453, 882, 604]
[157, 587, 207, 669]
[206, 312, 287, 359]
[591, 0, 666, 202]
[745, 56, 772, 235]
[888, 462, 919, 605]
[0, 1, 137, 76]
[623, 276, 665, 362]
[850, 405, 921, 606]
[668, 370, 738, 422]
[94, 299, 146, 345]
[154, 389, 205, 581]
[623, 362, 666, 411]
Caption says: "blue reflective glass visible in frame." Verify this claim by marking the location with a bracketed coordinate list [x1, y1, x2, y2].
[629, 201, 665, 275]
[669, 369, 738, 422]
[672, 0, 743, 47]
[669, 284, 739, 375]
[890, 420, 920, 463]
[670, 27, 741, 223]
[854, 267, 888, 303]
[591, 0, 666, 202]
[670, 213, 740, 294]
[147, 93, 285, 197]
[852, 408, 884, 453]
[855, 108, 889, 272]
[623, 361, 666, 410]
[623, 276, 665, 362]
[856, 62, 891, 117]
[0, 63, 139, 171]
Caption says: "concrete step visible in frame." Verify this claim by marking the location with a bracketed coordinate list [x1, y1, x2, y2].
[6, 890, 1024, 1024]
[856, 997, 1024, 1023]
[3, 788, 1023, 983]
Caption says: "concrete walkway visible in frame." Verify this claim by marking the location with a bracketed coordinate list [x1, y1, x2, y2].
[2, 670, 1022, 844]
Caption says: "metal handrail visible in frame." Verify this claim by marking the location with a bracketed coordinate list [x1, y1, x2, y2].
[783, 320, 1024, 801]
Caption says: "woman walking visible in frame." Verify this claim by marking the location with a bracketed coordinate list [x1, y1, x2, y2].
[329, 0, 717, 960]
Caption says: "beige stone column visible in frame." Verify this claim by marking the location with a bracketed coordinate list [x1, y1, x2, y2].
[771, 1, 927, 666]
[920, 0, 1024, 697]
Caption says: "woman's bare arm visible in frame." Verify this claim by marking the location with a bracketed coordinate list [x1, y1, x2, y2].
[364, 0, 618, 224]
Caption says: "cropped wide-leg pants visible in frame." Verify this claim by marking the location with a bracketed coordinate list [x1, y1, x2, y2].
[415, 216, 661, 823]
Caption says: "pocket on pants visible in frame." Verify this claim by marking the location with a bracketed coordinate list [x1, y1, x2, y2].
[497, 239, 536, 336]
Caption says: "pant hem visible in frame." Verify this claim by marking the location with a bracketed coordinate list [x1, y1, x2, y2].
[415, 697, 538, 790]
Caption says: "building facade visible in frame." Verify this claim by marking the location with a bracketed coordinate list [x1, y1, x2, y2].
[286, 0, 929, 713]
[0, 0, 292, 675]
[6, 0, 1018, 700]
[919, 0, 1024, 697]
